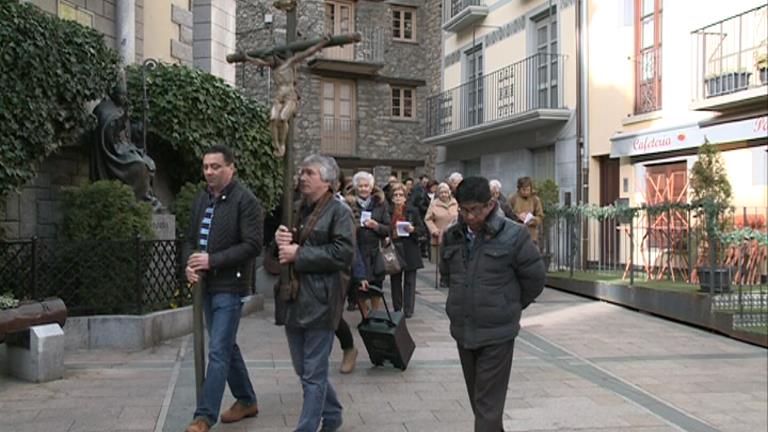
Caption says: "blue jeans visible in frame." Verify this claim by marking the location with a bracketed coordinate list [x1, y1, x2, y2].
[285, 326, 343, 432]
[194, 292, 257, 425]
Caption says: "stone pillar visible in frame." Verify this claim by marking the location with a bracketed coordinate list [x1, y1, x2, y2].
[6, 324, 65, 383]
[116, 0, 136, 64]
[194, 0, 237, 85]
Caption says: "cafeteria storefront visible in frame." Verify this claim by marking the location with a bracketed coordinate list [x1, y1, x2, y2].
[610, 115, 768, 210]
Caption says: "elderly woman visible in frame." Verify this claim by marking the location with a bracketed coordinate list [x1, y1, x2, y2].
[389, 182, 425, 318]
[424, 182, 459, 265]
[490, 179, 515, 219]
[344, 171, 390, 315]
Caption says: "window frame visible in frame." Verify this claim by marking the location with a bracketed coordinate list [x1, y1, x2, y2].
[392, 6, 417, 42]
[633, 0, 662, 114]
[390, 86, 416, 120]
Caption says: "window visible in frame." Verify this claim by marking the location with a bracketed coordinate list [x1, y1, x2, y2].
[533, 8, 558, 109]
[392, 7, 416, 42]
[325, 1, 355, 60]
[321, 79, 356, 155]
[58, 1, 94, 27]
[634, 0, 662, 114]
[391, 86, 415, 119]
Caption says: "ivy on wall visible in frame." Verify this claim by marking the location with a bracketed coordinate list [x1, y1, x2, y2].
[125, 63, 282, 210]
[0, 0, 120, 198]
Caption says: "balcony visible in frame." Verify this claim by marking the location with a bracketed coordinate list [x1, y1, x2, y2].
[690, 5, 768, 111]
[442, 0, 489, 33]
[309, 29, 384, 76]
[321, 116, 357, 156]
[424, 53, 570, 146]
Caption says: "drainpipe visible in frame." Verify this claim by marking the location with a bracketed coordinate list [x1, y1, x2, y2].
[576, 0, 589, 205]
[116, 0, 136, 64]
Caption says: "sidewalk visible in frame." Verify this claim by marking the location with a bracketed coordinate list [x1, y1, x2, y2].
[1, 262, 766, 432]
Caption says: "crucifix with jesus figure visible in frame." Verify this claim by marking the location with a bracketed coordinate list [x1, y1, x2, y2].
[226, 2, 360, 307]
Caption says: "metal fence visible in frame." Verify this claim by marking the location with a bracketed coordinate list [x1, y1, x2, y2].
[443, 0, 484, 23]
[318, 28, 385, 64]
[426, 53, 566, 138]
[542, 206, 768, 327]
[0, 238, 190, 316]
[691, 4, 768, 101]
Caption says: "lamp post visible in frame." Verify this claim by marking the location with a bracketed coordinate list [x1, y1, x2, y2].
[141, 58, 158, 154]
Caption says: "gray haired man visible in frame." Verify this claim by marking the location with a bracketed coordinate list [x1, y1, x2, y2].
[274, 155, 355, 432]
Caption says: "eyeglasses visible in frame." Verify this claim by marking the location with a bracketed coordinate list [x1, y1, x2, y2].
[459, 201, 490, 217]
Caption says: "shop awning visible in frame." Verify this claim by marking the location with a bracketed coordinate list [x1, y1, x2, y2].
[700, 115, 767, 144]
[609, 122, 705, 158]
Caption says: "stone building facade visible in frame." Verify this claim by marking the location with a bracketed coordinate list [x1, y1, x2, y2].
[236, 0, 441, 184]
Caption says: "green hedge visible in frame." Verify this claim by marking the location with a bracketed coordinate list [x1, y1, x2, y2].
[125, 63, 282, 210]
[0, 1, 120, 198]
[60, 180, 154, 240]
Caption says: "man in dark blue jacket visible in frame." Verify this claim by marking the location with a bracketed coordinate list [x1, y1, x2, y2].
[440, 177, 545, 432]
[184, 145, 263, 432]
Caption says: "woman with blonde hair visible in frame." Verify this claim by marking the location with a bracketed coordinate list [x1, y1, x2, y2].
[424, 182, 459, 268]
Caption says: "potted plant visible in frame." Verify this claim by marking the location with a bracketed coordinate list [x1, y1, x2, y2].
[755, 52, 767, 85]
[534, 178, 559, 271]
[689, 140, 734, 293]
[705, 68, 752, 98]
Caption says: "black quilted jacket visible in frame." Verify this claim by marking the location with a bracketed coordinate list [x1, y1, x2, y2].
[185, 180, 263, 294]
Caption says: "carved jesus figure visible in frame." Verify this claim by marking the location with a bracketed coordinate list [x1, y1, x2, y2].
[246, 36, 330, 157]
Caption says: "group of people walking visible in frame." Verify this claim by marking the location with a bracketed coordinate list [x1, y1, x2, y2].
[182, 144, 546, 432]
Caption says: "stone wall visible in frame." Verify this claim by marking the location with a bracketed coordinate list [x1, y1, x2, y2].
[30, 0, 144, 63]
[236, 0, 441, 182]
[2, 149, 90, 240]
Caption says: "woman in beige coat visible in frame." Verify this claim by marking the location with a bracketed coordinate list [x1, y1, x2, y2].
[424, 182, 458, 266]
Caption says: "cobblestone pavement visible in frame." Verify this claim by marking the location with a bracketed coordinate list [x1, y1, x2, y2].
[1, 263, 766, 432]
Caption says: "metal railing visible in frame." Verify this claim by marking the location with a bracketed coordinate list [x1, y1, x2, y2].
[542, 205, 768, 327]
[0, 238, 189, 316]
[444, 0, 484, 23]
[426, 53, 566, 138]
[318, 28, 384, 64]
[635, 47, 662, 114]
[321, 116, 357, 156]
[691, 4, 768, 101]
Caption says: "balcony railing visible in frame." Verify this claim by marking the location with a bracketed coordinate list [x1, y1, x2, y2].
[442, 0, 488, 33]
[444, 0, 483, 22]
[691, 5, 768, 102]
[426, 53, 566, 138]
[318, 28, 384, 64]
[635, 47, 662, 114]
[321, 116, 357, 156]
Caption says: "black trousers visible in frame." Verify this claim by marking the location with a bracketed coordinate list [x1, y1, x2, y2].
[457, 339, 515, 432]
[390, 270, 417, 316]
[335, 317, 354, 351]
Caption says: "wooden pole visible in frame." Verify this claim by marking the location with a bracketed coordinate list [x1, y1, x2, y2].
[193, 278, 206, 400]
[226, 33, 361, 64]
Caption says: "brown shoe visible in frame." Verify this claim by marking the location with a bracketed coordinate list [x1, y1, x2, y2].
[185, 418, 210, 432]
[339, 347, 358, 374]
[220, 401, 259, 423]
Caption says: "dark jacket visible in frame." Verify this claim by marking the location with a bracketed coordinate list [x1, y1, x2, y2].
[345, 188, 390, 282]
[392, 204, 426, 272]
[186, 180, 264, 295]
[280, 196, 355, 330]
[439, 206, 545, 349]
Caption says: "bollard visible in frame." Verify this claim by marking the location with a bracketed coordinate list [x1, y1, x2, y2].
[193, 277, 206, 399]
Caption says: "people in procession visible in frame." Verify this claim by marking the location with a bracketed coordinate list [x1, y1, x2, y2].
[388, 182, 426, 318]
[184, 145, 263, 432]
[274, 155, 354, 432]
[440, 176, 545, 432]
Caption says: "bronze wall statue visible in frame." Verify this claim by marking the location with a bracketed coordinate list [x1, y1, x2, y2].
[90, 70, 162, 212]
